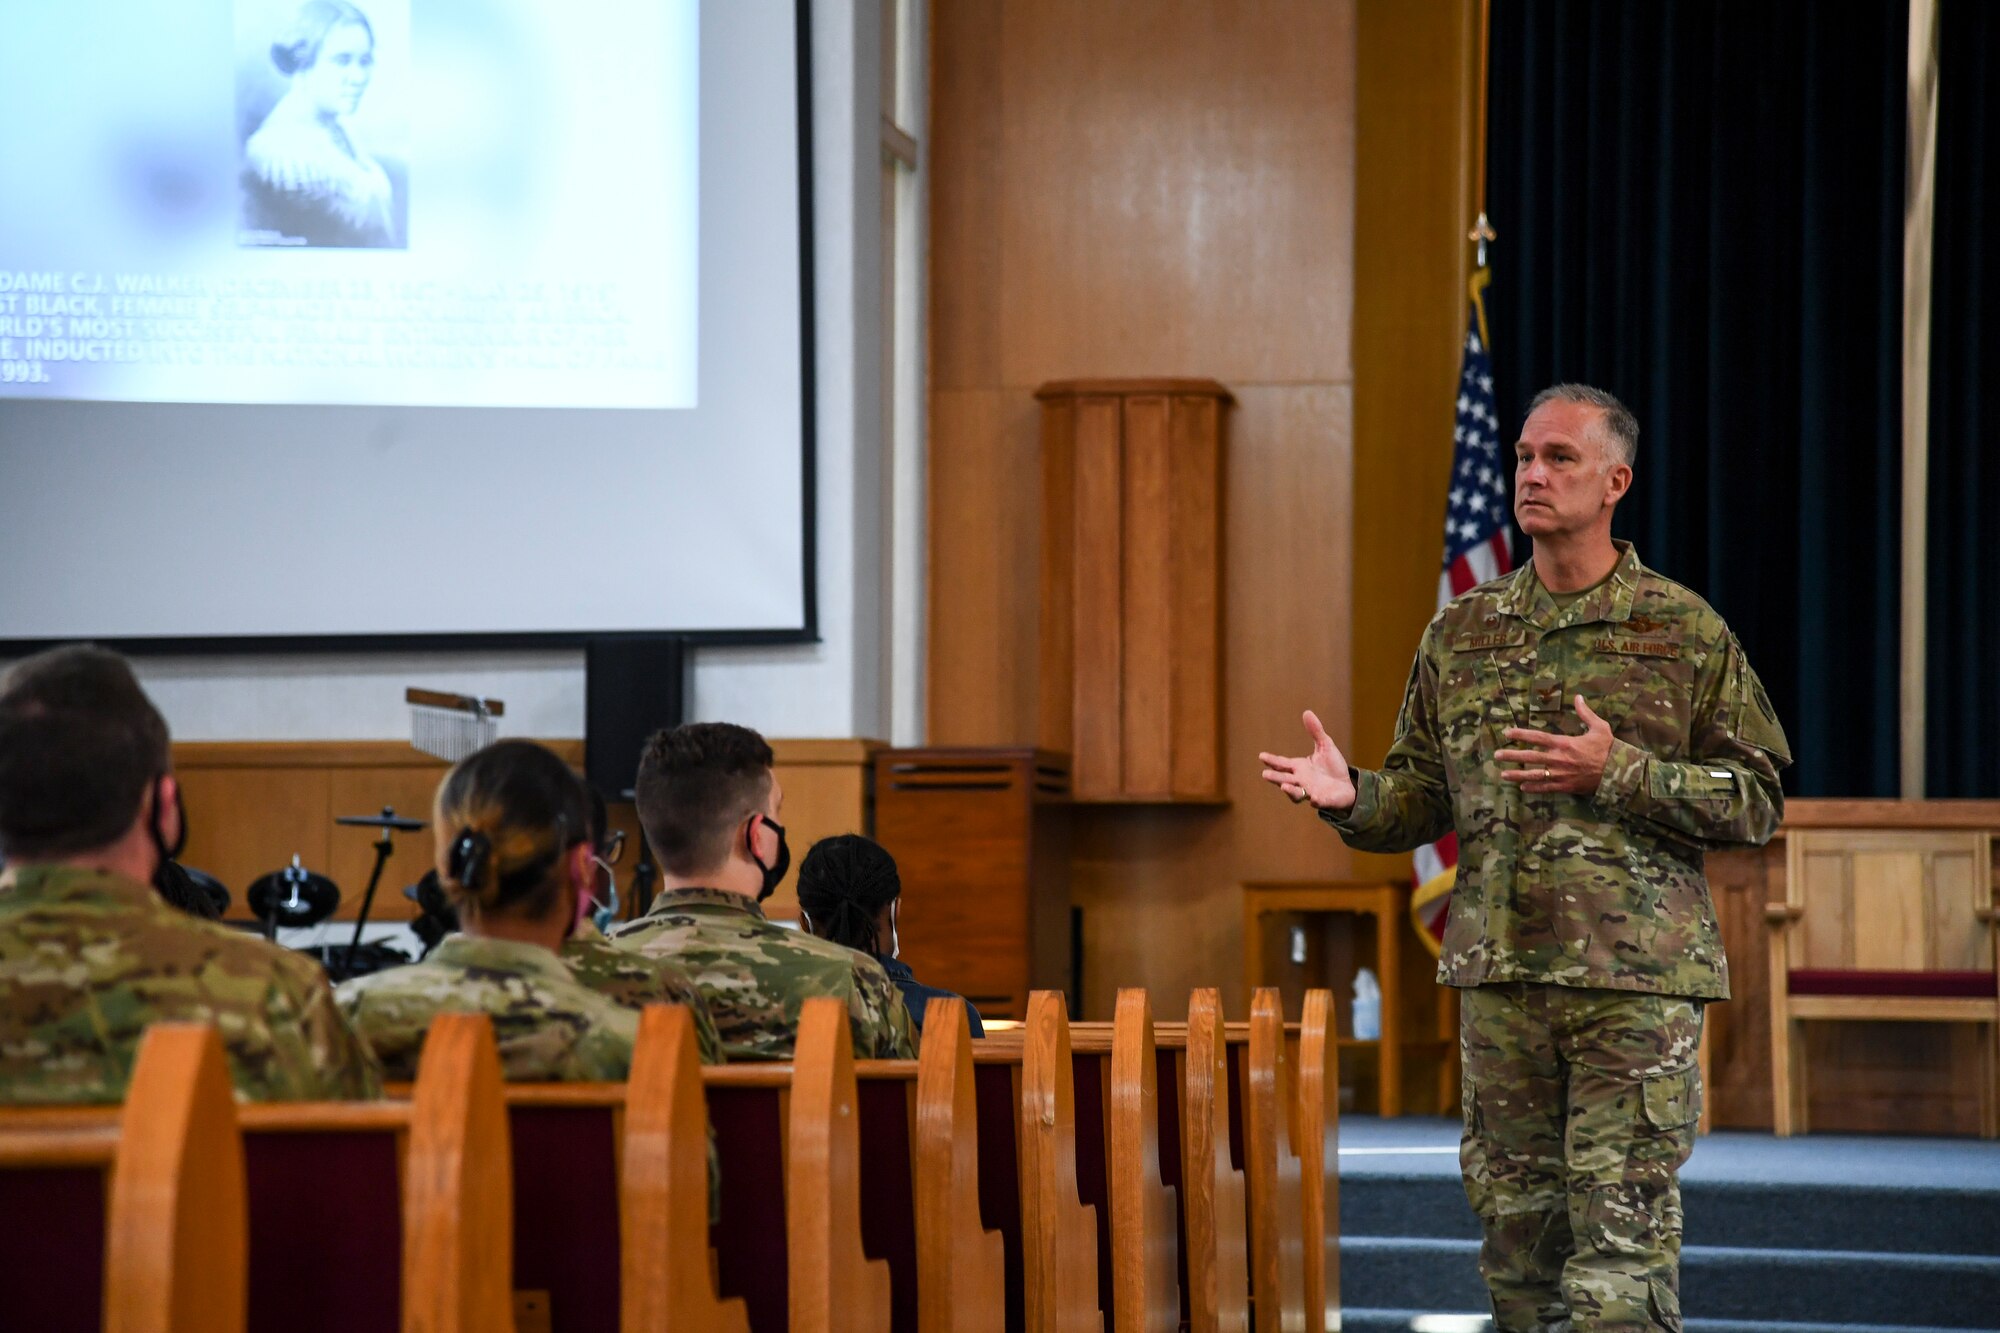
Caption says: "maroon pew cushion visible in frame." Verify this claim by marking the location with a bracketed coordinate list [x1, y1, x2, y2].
[1155, 1044, 1192, 1329]
[1069, 1052, 1113, 1320]
[707, 1084, 788, 1332]
[855, 1079, 919, 1333]
[0, 1166, 104, 1333]
[972, 1061, 1025, 1331]
[246, 1132, 402, 1333]
[511, 1106, 621, 1333]
[1788, 969, 1995, 999]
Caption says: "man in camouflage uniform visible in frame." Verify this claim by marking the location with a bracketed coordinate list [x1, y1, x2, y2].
[1262, 385, 1789, 1332]
[563, 927, 724, 1065]
[0, 646, 378, 1103]
[611, 722, 914, 1061]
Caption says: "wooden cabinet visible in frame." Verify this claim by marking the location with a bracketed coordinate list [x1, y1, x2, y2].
[872, 748, 1073, 1022]
[1037, 379, 1230, 803]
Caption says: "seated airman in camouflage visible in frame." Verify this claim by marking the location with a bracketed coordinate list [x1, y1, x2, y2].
[0, 645, 378, 1103]
[562, 779, 723, 1064]
[610, 722, 915, 1061]
[337, 738, 717, 1080]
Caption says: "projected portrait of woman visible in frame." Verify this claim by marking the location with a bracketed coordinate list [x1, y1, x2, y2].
[237, 0, 406, 249]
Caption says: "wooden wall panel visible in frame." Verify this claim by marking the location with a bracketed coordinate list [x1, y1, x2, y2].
[928, 0, 1004, 391]
[1349, 0, 1480, 883]
[927, 0, 1359, 1015]
[991, 1, 1354, 388]
[1037, 396, 1077, 758]
[171, 739, 879, 928]
[1071, 396, 1127, 795]
[758, 740, 886, 924]
[1168, 396, 1222, 798]
[1121, 396, 1174, 796]
[929, 388, 1042, 746]
[176, 742, 466, 924]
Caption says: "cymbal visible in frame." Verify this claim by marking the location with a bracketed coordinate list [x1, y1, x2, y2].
[335, 812, 426, 831]
[247, 862, 342, 928]
[182, 866, 231, 916]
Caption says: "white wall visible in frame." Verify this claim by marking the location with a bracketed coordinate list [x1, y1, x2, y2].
[40, 0, 889, 746]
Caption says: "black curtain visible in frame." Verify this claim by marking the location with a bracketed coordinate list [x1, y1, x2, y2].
[1484, 0, 1906, 797]
[1925, 0, 2000, 798]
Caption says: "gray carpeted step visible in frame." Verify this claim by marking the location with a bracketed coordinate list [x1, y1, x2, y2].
[1339, 1236, 2000, 1328]
[1340, 1172, 2000, 1257]
[1340, 1311, 1990, 1333]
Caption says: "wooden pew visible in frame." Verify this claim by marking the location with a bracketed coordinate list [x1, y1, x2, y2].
[702, 1062, 790, 1330]
[488, 1006, 744, 1333]
[976, 1000, 1280, 1333]
[702, 996, 892, 1333]
[913, 997, 1006, 1332]
[1296, 990, 1338, 1331]
[1019, 989, 1105, 1333]
[790, 997, 894, 1331]
[1109, 990, 1180, 1332]
[623, 1004, 751, 1332]
[236, 1011, 512, 1333]
[503, 1077, 623, 1332]
[0, 1023, 246, 1333]
[1244, 989, 1308, 1333]
[1181, 990, 1250, 1333]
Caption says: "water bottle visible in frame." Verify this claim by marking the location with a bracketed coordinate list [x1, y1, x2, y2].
[1352, 966, 1381, 1041]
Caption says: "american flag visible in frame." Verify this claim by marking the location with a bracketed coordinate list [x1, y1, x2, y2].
[1412, 275, 1513, 952]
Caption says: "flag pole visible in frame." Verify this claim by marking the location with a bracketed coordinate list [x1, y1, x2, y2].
[1468, 0, 1497, 281]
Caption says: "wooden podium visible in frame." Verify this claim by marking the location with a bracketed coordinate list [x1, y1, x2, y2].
[872, 749, 1073, 1022]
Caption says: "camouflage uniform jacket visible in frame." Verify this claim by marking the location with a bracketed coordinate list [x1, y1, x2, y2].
[1323, 543, 1791, 999]
[336, 934, 639, 1082]
[560, 933, 725, 1065]
[609, 887, 915, 1061]
[0, 864, 379, 1103]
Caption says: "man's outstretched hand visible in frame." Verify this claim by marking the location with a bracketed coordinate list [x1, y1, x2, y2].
[1259, 710, 1357, 812]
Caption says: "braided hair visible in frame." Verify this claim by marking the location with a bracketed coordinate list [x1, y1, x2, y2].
[433, 739, 589, 922]
[795, 834, 900, 954]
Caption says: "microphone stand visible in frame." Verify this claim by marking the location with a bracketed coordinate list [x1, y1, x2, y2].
[343, 810, 399, 977]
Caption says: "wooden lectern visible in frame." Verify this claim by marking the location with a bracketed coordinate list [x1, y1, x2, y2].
[872, 749, 1073, 1022]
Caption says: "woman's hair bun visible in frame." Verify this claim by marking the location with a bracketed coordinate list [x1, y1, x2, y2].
[270, 0, 373, 76]
[447, 828, 493, 890]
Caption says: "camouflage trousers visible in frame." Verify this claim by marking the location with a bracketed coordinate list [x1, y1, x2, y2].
[1459, 982, 1704, 1333]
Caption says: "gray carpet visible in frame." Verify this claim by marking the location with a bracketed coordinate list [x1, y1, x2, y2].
[1336, 1116, 2000, 1333]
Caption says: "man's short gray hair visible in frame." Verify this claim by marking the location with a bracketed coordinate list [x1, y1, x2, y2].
[1527, 383, 1639, 469]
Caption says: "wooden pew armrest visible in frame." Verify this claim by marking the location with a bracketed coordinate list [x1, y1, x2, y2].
[1764, 903, 1804, 923]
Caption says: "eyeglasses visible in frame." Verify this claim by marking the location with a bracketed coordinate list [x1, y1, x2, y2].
[596, 828, 626, 867]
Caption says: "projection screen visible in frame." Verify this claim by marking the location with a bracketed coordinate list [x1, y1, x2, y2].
[0, 0, 813, 646]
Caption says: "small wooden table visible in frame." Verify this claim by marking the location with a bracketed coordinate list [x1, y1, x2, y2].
[1243, 880, 1455, 1118]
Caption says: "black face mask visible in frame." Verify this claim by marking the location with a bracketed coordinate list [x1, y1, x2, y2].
[148, 775, 187, 894]
[750, 816, 790, 903]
